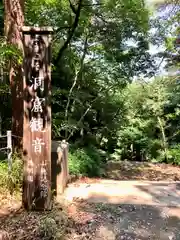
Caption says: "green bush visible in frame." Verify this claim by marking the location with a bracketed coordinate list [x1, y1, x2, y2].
[39, 217, 59, 240]
[155, 145, 180, 165]
[166, 145, 180, 165]
[0, 153, 22, 192]
[38, 210, 68, 239]
[68, 146, 103, 177]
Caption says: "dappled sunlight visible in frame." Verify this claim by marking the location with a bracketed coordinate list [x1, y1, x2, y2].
[136, 182, 180, 207]
[64, 180, 180, 207]
[0, 189, 21, 218]
[1, 0, 180, 238]
[64, 199, 180, 239]
[60, 178, 180, 238]
[1, 180, 180, 239]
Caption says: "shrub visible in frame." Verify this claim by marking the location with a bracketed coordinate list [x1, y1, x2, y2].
[39, 217, 59, 240]
[38, 210, 68, 239]
[155, 145, 180, 165]
[166, 145, 180, 165]
[68, 145, 103, 177]
[0, 153, 22, 192]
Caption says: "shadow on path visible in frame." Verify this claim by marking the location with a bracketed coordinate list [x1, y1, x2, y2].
[1, 192, 180, 239]
[66, 199, 180, 240]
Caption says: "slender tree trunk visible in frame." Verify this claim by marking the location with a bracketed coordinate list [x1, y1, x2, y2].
[65, 34, 88, 138]
[4, 0, 24, 150]
[157, 116, 168, 162]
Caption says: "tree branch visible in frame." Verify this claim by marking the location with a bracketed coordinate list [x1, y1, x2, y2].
[69, 0, 77, 14]
[54, 0, 83, 64]
[64, 34, 88, 139]
[66, 84, 117, 141]
[82, 3, 104, 7]
[67, 96, 99, 141]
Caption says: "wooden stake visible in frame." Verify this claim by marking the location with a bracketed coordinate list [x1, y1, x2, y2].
[7, 130, 12, 171]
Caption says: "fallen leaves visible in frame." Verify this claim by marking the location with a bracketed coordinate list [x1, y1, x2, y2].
[105, 161, 180, 181]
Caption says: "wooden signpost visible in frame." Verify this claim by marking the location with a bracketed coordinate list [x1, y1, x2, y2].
[22, 27, 53, 210]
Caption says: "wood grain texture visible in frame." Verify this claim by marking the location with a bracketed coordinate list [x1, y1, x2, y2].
[22, 28, 52, 210]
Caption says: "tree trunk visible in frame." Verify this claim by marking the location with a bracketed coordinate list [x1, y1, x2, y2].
[4, 0, 24, 150]
[157, 116, 168, 162]
[65, 34, 88, 138]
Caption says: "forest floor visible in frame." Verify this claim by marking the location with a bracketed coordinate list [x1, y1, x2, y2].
[1, 161, 180, 239]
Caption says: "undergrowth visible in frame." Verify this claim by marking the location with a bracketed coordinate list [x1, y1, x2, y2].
[0, 153, 22, 193]
[68, 145, 105, 177]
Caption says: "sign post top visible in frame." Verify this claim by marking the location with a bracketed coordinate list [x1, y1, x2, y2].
[22, 26, 53, 34]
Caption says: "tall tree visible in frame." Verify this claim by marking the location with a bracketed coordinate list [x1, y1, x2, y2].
[4, 0, 24, 149]
[0, 2, 3, 35]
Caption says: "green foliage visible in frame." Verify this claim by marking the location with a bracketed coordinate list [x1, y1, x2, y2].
[0, 154, 22, 193]
[39, 217, 63, 240]
[25, 0, 156, 148]
[113, 76, 180, 163]
[38, 209, 68, 239]
[166, 145, 180, 165]
[0, 38, 23, 67]
[68, 146, 103, 177]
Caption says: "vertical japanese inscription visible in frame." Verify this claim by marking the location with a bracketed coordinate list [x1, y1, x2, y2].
[22, 27, 53, 210]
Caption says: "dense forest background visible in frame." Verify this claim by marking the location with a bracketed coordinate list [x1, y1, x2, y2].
[0, 0, 179, 177]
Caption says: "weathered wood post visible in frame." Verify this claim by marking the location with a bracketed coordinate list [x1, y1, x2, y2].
[22, 27, 53, 210]
[57, 140, 69, 194]
[51, 140, 69, 196]
[7, 130, 12, 171]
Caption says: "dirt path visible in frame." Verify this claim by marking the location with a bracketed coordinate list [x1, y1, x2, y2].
[1, 162, 180, 239]
[1, 180, 180, 239]
[63, 180, 180, 206]
[65, 200, 180, 240]
[60, 179, 180, 240]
